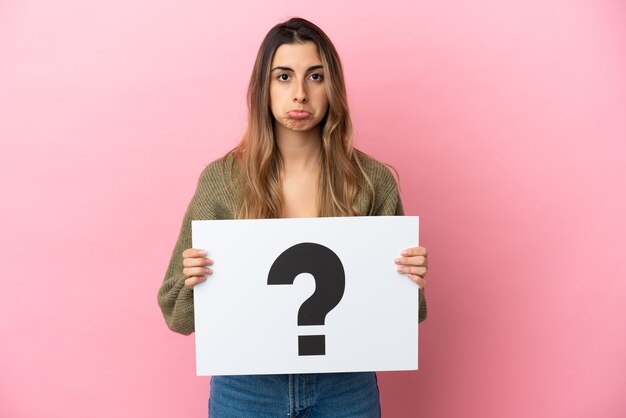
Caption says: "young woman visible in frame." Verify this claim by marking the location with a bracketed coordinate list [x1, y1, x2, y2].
[158, 17, 428, 418]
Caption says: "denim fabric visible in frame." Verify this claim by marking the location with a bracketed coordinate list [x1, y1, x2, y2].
[209, 372, 381, 418]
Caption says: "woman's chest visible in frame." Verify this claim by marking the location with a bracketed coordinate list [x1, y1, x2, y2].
[280, 174, 318, 218]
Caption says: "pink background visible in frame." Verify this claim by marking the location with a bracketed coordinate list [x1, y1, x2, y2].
[1, 1, 625, 417]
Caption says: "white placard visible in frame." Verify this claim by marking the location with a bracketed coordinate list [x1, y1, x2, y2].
[192, 216, 419, 376]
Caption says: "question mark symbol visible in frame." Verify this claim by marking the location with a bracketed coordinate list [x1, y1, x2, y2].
[267, 242, 346, 356]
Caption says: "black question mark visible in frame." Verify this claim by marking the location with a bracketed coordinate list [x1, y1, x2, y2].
[267, 242, 345, 356]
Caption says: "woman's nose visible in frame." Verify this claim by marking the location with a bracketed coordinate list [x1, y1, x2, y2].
[293, 80, 308, 103]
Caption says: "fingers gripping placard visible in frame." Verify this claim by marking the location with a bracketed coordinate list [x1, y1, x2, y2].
[267, 242, 346, 356]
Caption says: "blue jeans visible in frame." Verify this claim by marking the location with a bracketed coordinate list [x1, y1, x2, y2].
[209, 372, 381, 417]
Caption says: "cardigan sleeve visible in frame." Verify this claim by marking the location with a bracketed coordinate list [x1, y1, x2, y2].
[157, 200, 196, 335]
[157, 158, 233, 335]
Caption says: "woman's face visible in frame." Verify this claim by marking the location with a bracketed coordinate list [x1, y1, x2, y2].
[269, 41, 329, 134]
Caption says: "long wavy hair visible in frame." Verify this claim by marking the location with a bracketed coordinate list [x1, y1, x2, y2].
[230, 17, 375, 219]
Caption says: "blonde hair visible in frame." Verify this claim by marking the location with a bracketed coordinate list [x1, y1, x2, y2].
[230, 17, 375, 219]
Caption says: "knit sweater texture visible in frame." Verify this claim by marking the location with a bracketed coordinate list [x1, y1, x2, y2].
[157, 152, 427, 335]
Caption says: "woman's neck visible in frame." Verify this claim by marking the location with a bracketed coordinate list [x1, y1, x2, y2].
[275, 124, 322, 173]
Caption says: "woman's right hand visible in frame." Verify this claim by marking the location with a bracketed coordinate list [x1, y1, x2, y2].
[182, 248, 213, 288]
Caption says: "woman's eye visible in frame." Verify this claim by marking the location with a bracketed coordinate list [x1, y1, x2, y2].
[278, 74, 290, 81]
[310, 73, 324, 81]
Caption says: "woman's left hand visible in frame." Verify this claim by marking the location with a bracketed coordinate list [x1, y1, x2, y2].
[394, 246, 428, 288]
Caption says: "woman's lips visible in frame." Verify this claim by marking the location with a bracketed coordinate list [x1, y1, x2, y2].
[287, 110, 310, 120]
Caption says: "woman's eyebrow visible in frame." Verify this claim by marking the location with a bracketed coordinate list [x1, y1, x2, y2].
[270, 65, 324, 72]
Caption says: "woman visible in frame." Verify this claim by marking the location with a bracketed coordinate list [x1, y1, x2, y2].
[158, 17, 428, 418]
